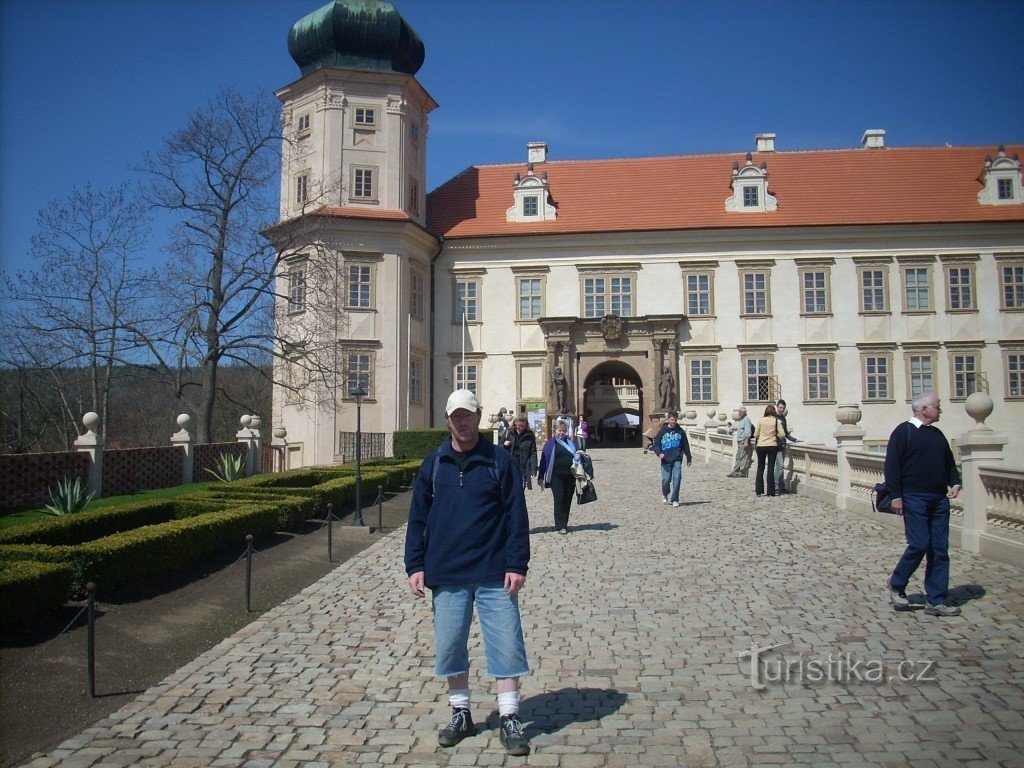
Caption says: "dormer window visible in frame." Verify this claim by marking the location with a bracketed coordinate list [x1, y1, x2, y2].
[506, 165, 556, 223]
[978, 145, 1022, 205]
[726, 153, 777, 213]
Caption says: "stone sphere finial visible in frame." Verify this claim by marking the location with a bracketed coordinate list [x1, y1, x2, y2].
[176, 414, 192, 430]
[965, 392, 994, 428]
[240, 415, 253, 428]
[82, 412, 101, 433]
[705, 407, 717, 419]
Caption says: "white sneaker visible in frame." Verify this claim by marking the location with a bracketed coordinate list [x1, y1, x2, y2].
[672, 501, 680, 507]
[662, 496, 668, 503]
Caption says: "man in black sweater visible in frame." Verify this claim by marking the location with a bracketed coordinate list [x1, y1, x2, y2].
[884, 391, 962, 617]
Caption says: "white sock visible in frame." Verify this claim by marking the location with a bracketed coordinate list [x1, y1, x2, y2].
[497, 690, 520, 717]
[448, 688, 470, 710]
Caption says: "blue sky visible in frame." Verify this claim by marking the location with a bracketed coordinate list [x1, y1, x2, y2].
[2, 0, 1023, 274]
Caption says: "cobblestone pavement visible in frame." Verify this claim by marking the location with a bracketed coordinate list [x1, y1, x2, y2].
[20, 448, 1024, 767]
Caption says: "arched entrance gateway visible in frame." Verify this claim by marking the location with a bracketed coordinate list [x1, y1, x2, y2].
[537, 313, 687, 446]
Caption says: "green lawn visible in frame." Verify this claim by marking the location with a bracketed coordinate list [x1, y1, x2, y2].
[0, 480, 219, 531]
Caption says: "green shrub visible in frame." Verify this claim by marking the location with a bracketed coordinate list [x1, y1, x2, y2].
[0, 499, 223, 547]
[0, 560, 74, 625]
[0, 502, 281, 596]
[392, 429, 492, 459]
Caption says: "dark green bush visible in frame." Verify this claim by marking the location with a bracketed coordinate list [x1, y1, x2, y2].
[392, 429, 492, 459]
[0, 560, 74, 625]
[0, 499, 223, 547]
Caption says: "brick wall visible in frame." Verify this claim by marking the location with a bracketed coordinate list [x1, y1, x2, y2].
[194, 442, 248, 481]
[103, 445, 183, 497]
[0, 452, 91, 512]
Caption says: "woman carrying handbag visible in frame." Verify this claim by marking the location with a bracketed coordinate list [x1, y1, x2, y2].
[537, 419, 582, 535]
[753, 404, 787, 497]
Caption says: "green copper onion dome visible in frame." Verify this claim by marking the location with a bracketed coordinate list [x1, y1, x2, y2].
[288, 0, 425, 76]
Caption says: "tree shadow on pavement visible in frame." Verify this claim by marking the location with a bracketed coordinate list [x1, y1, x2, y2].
[505, 687, 628, 735]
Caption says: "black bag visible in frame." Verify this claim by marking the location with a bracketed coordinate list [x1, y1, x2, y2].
[872, 482, 898, 515]
[577, 479, 598, 504]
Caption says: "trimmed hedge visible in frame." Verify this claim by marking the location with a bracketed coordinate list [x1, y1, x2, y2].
[393, 429, 493, 459]
[0, 502, 281, 596]
[0, 560, 74, 625]
[0, 498, 223, 547]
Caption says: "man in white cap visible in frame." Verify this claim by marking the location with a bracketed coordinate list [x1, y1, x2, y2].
[404, 389, 532, 756]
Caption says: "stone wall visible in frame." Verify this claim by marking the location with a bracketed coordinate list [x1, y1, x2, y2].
[103, 446, 183, 497]
[0, 451, 91, 511]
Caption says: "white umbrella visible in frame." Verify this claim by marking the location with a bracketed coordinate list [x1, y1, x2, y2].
[602, 412, 639, 426]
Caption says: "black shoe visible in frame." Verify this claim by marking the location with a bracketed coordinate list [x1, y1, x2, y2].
[499, 714, 530, 756]
[438, 708, 474, 747]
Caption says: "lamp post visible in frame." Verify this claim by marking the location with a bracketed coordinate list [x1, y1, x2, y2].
[350, 384, 366, 526]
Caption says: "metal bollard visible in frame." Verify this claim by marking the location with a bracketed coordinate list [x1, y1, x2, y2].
[377, 485, 384, 531]
[327, 502, 334, 562]
[245, 535, 253, 612]
[86, 582, 96, 698]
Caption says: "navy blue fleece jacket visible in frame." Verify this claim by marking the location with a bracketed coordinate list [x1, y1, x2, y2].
[404, 437, 530, 589]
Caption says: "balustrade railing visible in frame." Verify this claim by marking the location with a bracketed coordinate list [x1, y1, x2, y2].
[686, 398, 1023, 571]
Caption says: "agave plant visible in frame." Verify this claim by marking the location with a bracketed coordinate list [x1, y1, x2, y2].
[206, 452, 246, 482]
[43, 476, 94, 516]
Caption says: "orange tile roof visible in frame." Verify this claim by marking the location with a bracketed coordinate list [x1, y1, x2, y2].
[426, 145, 1024, 239]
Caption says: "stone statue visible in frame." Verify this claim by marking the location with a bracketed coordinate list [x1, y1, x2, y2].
[551, 366, 568, 412]
[658, 365, 675, 411]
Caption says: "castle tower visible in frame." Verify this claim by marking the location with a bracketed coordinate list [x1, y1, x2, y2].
[273, 0, 438, 468]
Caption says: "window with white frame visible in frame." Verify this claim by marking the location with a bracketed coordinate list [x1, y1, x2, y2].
[518, 277, 543, 320]
[352, 105, 378, 128]
[741, 271, 770, 315]
[800, 269, 829, 315]
[455, 362, 479, 395]
[906, 352, 936, 398]
[582, 275, 634, 318]
[998, 178, 1015, 200]
[410, 271, 424, 320]
[287, 261, 307, 313]
[862, 354, 892, 401]
[744, 356, 773, 402]
[295, 172, 309, 206]
[456, 278, 479, 322]
[409, 356, 423, 404]
[296, 112, 311, 138]
[742, 186, 759, 207]
[351, 167, 376, 201]
[347, 264, 373, 309]
[902, 266, 931, 312]
[687, 357, 715, 402]
[685, 272, 714, 316]
[949, 351, 980, 400]
[344, 351, 374, 397]
[1001, 262, 1024, 309]
[1006, 351, 1024, 398]
[522, 196, 539, 217]
[858, 267, 888, 313]
[803, 355, 833, 401]
[945, 265, 975, 311]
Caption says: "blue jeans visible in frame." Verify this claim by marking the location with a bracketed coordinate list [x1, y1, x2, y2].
[890, 492, 951, 606]
[660, 459, 682, 503]
[432, 582, 530, 679]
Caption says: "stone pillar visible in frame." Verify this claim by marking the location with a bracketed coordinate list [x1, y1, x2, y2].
[834, 404, 866, 511]
[74, 412, 104, 499]
[236, 415, 262, 476]
[957, 393, 1007, 553]
[170, 414, 195, 485]
[703, 408, 717, 465]
[272, 426, 288, 473]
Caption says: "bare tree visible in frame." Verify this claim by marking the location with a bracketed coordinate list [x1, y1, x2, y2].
[130, 87, 288, 443]
[1, 184, 151, 441]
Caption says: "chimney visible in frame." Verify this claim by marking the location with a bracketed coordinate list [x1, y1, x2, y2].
[756, 133, 776, 152]
[862, 129, 886, 149]
[527, 141, 548, 164]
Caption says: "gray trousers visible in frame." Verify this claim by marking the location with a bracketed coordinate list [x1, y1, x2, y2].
[774, 444, 787, 489]
[731, 442, 753, 476]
